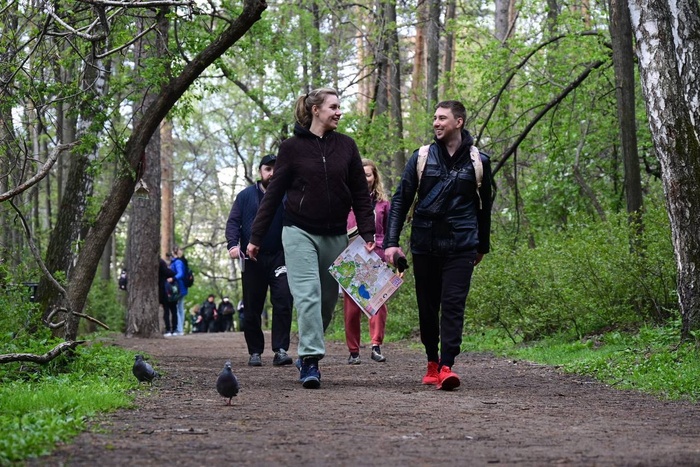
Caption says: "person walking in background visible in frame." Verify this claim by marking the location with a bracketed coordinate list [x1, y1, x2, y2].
[344, 159, 390, 365]
[384, 100, 493, 391]
[218, 296, 236, 332]
[199, 294, 219, 333]
[158, 258, 177, 336]
[247, 88, 376, 389]
[227, 155, 294, 367]
[169, 246, 189, 336]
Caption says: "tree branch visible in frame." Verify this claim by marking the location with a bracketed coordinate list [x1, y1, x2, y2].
[0, 143, 76, 203]
[0, 341, 86, 364]
[492, 59, 607, 177]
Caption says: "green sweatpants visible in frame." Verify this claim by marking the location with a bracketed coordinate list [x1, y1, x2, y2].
[282, 225, 348, 359]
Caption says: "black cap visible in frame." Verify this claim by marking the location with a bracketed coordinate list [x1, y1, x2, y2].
[259, 154, 277, 169]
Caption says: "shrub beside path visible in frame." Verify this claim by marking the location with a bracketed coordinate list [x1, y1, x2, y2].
[29, 332, 700, 466]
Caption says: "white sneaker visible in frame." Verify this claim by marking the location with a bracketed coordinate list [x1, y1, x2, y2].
[164, 332, 172, 337]
[174, 331, 183, 336]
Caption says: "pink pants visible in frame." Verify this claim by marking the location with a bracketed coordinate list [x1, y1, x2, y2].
[343, 292, 388, 354]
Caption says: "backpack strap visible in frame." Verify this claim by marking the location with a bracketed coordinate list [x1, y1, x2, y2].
[407, 143, 483, 222]
[406, 145, 431, 223]
[470, 145, 483, 210]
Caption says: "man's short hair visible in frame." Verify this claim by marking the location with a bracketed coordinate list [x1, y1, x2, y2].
[435, 100, 466, 129]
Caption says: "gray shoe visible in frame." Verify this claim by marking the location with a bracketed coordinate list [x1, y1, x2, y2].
[248, 353, 262, 367]
[273, 349, 293, 366]
[347, 354, 361, 365]
[371, 347, 386, 362]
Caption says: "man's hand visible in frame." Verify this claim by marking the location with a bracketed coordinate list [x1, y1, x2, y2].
[364, 241, 375, 253]
[384, 246, 404, 266]
[246, 243, 260, 261]
[228, 246, 240, 260]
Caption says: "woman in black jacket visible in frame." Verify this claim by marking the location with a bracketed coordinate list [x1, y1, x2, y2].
[247, 87, 376, 389]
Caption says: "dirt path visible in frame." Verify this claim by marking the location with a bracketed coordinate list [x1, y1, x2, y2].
[29, 332, 700, 466]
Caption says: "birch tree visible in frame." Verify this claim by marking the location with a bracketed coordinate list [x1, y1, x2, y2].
[627, 0, 700, 337]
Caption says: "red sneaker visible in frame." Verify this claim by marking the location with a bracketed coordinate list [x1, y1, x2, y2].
[436, 365, 460, 391]
[422, 361, 439, 385]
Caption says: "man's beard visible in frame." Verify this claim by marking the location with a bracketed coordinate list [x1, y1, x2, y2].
[261, 178, 270, 189]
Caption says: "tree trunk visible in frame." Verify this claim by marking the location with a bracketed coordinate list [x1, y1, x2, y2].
[62, 0, 267, 341]
[609, 0, 644, 246]
[411, 0, 426, 110]
[160, 119, 174, 258]
[387, 0, 405, 189]
[627, 0, 700, 337]
[441, 0, 456, 93]
[425, 0, 440, 113]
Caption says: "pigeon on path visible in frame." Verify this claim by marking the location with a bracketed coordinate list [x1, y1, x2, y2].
[132, 354, 159, 384]
[216, 361, 240, 405]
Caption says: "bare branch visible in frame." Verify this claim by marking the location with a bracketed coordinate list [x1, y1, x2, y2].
[78, 0, 195, 7]
[492, 59, 607, 177]
[0, 341, 86, 364]
[8, 200, 67, 299]
[0, 143, 77, 203]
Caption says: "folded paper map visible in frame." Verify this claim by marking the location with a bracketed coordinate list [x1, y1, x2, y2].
[329, 236, 403, 317]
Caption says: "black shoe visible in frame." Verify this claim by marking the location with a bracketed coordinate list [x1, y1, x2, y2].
[273, 349, 293, 366]
[371, 346, 386, 362]
[300, 358, 321, 389]
[248, 353, 262, 367]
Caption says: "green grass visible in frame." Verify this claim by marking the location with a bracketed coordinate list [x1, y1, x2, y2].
[462, 322, 700, 402]
[0, 339, 143, 464]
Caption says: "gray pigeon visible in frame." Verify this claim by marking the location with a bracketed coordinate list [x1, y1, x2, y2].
[133, 354, 159, 384]
[216, 361, 239, 405]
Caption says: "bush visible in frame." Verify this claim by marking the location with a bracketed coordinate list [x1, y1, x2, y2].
[467, 205, 677, 343]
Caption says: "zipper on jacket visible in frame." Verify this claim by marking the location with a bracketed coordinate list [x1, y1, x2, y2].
[316, 138, 333, 229]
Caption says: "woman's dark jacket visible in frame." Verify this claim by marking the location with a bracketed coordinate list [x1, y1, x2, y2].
[158, 259, 176, 305]
[384, 130, 492, 256]
[250, 123, 375, 245]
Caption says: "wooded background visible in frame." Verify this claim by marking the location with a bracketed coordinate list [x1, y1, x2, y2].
[1, 0, 699, 345]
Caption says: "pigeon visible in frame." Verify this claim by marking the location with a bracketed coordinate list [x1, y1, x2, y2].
[132, 354, 159, 384]
[216, 361, 239, 405]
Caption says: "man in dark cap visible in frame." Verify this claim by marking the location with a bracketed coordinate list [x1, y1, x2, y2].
[225, 154, 294, 367]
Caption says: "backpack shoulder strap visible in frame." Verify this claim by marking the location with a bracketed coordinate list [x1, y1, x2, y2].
[416, 145, 430, 184]
[406, 145, 431, 224]
[470, 145, 484, 210]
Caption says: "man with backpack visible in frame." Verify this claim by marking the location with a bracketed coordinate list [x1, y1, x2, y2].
[384, 100, 493, 391]
[169, 246, 190, 336]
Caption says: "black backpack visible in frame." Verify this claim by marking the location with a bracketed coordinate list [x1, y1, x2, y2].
[181, 257, 194, 288]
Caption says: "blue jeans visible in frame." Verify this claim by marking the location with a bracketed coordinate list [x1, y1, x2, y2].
[176, 297, 186, 334]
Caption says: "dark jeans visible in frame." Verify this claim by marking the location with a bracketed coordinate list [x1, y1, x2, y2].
[242, 250, 293, 355]
[413, 250, 477, 368]
[219, 313, 234, 332]
[162, 301, 178, 333]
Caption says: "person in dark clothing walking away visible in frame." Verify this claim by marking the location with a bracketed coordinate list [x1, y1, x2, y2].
[158, 258, 177, 336]
[218, 296, 236, 332]
[199, 294, 219, 333]
[226, 155, 294, 367]
[247, 88, 376, 389]
[384, 100, 493, 391]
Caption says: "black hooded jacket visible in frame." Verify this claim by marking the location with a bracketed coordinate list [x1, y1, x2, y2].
[250, 123, 375, 245]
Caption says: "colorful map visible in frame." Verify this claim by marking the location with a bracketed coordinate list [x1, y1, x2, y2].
[329, 236, 404, 317]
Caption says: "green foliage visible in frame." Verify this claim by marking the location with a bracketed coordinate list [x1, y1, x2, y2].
[468, 202, 677, 343]
[84, 279, 127, 334]
[0, 341, 139, 463]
